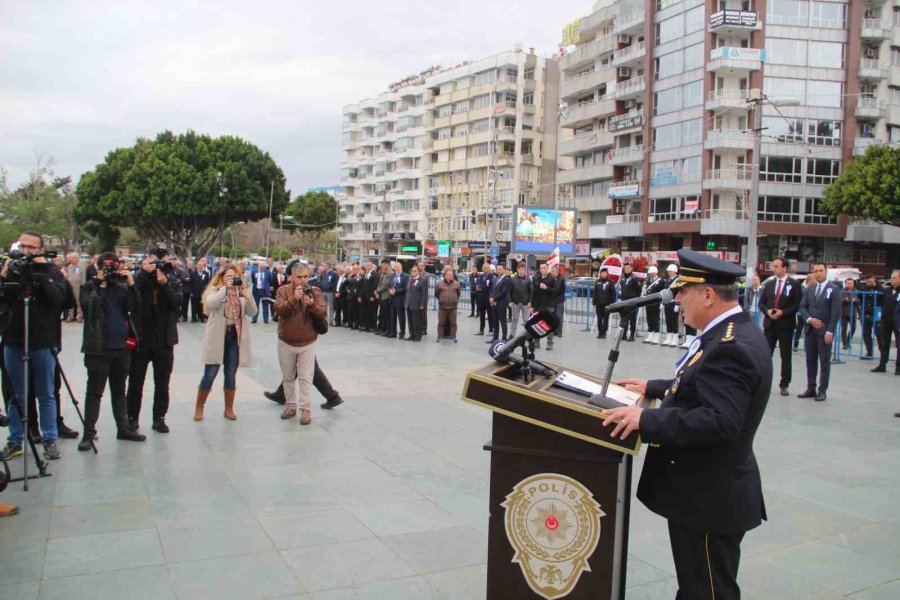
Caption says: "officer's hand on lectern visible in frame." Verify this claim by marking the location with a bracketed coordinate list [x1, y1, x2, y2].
[602, 406, 644, 440]
[617, 378, 647, 395]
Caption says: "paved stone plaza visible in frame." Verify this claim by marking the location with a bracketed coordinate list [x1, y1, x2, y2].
[0, 314, 898, 600]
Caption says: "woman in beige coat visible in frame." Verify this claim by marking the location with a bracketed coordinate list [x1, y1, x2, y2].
[194, 263, 257, 421]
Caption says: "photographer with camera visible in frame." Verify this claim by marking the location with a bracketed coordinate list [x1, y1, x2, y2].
[78, 253, 146, 450]
[274, 262, 326, 425]
[125, 247, 182, 434]
[193, 263, 256, 421]
[0, 232, 68, 461]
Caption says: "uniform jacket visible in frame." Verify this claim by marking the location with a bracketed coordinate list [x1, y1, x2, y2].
[435, 279, 461, 309]
[638, 310, 772, 535]
[593, 278, 616, 307]
[529, 274, 558, 310]
[618, 272, 642, 300]
[510, 275, 532, 304]
[201, 285, 257, 366]
[79, 279, 140, 354]
[274, 284, 326, 347]
[757, 277, 802, 331]
[643, 275, 666, 296]
[490, 274, 511, 305]
[883, 284, 899, 327]
[405, 275, 427, 310]
[799, 280, 842, 336]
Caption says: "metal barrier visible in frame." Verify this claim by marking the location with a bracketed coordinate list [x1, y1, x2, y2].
[835, 290, 881, 361]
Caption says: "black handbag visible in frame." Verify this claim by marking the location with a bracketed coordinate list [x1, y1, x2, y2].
[313, 316, 328, 335]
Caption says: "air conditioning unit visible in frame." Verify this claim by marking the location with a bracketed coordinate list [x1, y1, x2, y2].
[864, 48, 878, 59]
[624, 99, 637, 109]
[617, 34, 632, 44]
[618, 67, 631, 78]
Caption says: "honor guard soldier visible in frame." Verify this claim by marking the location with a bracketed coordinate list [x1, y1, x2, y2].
[603, 248, 772, 600]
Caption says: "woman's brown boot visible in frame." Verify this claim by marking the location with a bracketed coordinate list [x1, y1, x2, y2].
[194, 388, 211, 421]
[224, 389, 237, 420]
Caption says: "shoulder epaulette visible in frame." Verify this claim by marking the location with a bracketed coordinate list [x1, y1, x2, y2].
[721, 321, 736, 343]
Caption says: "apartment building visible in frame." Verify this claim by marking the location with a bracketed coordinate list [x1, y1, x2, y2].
[558, 0, 900, 274]
[339, 49, 559, 262]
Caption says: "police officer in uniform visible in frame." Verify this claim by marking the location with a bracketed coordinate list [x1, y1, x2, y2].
[603, 248, 772, 600]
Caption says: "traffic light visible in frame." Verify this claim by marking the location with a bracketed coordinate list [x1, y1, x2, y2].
[706, 240, 717, 251]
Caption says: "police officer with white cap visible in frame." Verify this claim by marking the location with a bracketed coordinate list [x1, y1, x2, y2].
[642, 265, 665, 344]
[661, 263, 680, 346]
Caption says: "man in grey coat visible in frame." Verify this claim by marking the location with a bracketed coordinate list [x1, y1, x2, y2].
[798, 262, 842, 402]
[404, 265, 427, 341]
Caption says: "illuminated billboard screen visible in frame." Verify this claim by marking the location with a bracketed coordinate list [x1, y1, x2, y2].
[513, 208, 576, 254]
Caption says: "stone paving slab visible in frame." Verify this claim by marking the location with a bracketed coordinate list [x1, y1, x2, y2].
[0, 314, 896, 599]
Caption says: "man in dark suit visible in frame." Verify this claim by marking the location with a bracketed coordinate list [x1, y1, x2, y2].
[873, 269, 900, 375]
[319, 262, 338, 325]
[757, 257, 803, 396]
[592, 268, 616, 338]
[332, 266, 347, 326]
[528, 262, 558, 351]
[474, 263, 495, 336]
[357, 261, 378, 332]
[404, 265, 427, 341]
[416, 260, 430, 335]
[375, 260, 392, 333]
[798, 262, 842, 401]
[488, 263, 511, 342]
[603, 248, 772, 600]
[618, 263, 642, 341]
[386, 263, 408, 339]
[251, 261, 273, 324]
[189, 257, 212, 322]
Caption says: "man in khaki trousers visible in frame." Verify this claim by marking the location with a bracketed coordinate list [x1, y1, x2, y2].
[274, 262, 326, 425]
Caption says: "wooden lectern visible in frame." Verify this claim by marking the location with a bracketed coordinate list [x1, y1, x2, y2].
[463, 362, 645, 600]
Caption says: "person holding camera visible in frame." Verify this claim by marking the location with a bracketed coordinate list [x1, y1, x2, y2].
[125, 249, 182, 434]
[194, 263, 256, 421]
[0, 232, 68, 461]
[78, 253, 146, 450]
[274, 262, 326, 425]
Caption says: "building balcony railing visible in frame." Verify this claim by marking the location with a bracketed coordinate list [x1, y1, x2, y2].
[855, 97, 886, 119]
[609, 144, 644, 165]
[611, 42, 646, 67]
[853, 137, 882, 157]
[702, 168, 753, 191]
[562, 35, 617, 71]
[648, 210, 700, 223]
[611, 75, 646, 100]
[700, 208, 750, 236]
[561, 67, 615, 99]
[603, 213, 644, 237]
[568, 195, 612, 212]
[560, 97, 616, 127]
[707, 47, 763, 73]
[557, 163, 614, 185]
[558, 129, 614, 156]
[860, 19, 891, 40]
[859, 58, 889, 79]
[612, 10, 645, 35]
[608, 179, 642, 199]
[706, 88, 753, 112]
[708, 10, 760, 37]
[704, 129, 755, 151]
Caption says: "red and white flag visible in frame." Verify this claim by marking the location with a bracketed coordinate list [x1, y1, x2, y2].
[546, 247, 560, 269]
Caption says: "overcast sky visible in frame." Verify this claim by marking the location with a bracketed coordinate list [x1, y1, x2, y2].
[1, 0, 580, 195]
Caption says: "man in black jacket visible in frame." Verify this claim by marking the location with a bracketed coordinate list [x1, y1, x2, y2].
[474, 263, 495, 336]
[617, 263, 642, 341]
[592, 268, 616, 338]
[0, 232, 69, 461]
[345, 264, 360, 330]
[386, 263, 408, 338]
[125, 249, 182, 433]
[528, 263, 558, 351]
[508, 263, 532, 338]
[603, 248, 772, 600]
[872, 269, 899, 375]
[358, 261, 378, 332]
[757, 257, 803, 396]
[488, 263, 511, 342]
[189, 257, 211, 322]
[78, 253, 146, 450]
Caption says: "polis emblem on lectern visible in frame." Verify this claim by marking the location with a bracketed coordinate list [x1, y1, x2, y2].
[502, 473, 604, 599]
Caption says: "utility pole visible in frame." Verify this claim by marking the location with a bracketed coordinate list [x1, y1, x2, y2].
[747, 99, 761, 282]
[379, 189, 387, 261]
[553, 102, 568, 250]
[265, 180, 274, 258]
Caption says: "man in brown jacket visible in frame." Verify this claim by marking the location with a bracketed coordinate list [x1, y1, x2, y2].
[274, 262, 326, 425]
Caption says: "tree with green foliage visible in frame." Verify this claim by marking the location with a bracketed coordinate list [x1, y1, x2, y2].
[283, 191, 338, 262]
[0, 161, 81, 251]
[75, 130, 289, 256]
[822, 145, 900, 227]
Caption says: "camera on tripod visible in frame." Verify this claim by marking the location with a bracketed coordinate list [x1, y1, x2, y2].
[4, 249, 57, 278]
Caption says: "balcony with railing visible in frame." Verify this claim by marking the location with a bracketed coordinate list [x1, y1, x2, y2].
[560, 96, 616, 127]
[612, 10, 645, 35]
[569, 195, 613, 212]
[558, 129, 614, 156]
[562, 35, 617, 71]
[611, 42, 646, 67]
[703, 167, 753, 191]
[855, 97, 885, 119]
[603, 213, 643, 237]
[859, 58, 889, 80]
[561, 67, 615, 99]
[558, 163, 614, 185]
[860, 19, 890, 39]
[608, 179, 642, 199]
[707, 47, 763, 73]
[609, 144, 644, 166]
[706, 88, 752, 112]
[700, 208, 749, 236]
[611, 75, 646, 100]
[704, 129, 755, 151]
[853, 137, 882, 157]
[708, 9, 760, 37]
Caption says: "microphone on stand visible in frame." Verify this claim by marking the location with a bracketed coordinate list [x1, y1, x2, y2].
[492, 309, 560, 358]
[605, 288, 675, 314]
[489, 341, 557, 378]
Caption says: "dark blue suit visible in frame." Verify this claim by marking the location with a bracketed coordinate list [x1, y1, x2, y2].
[387, 272, 409, 337]
[475, 272, 495, 334]
[489, 274, 511, 341]
[798, 280, 841, 393]
[252, 268, 273, 323]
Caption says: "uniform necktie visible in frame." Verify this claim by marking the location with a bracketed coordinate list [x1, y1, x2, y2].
[774, 279, 783, 309]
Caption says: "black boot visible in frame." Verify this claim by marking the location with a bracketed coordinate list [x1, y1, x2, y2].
[264, 390, 286, 405]
[57, 419, 80, 439]
[78, 433, 94, 452]
[117, 428, 146, 442]
[321, 395, 344, 409]
[151, 418, 169, 433]
[127, 418, 139, 432]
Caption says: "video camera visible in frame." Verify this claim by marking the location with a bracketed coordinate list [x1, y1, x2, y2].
[102, 263, 126, 283]
[150, 243, 175, 275]
[4, 249, 57, 278]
